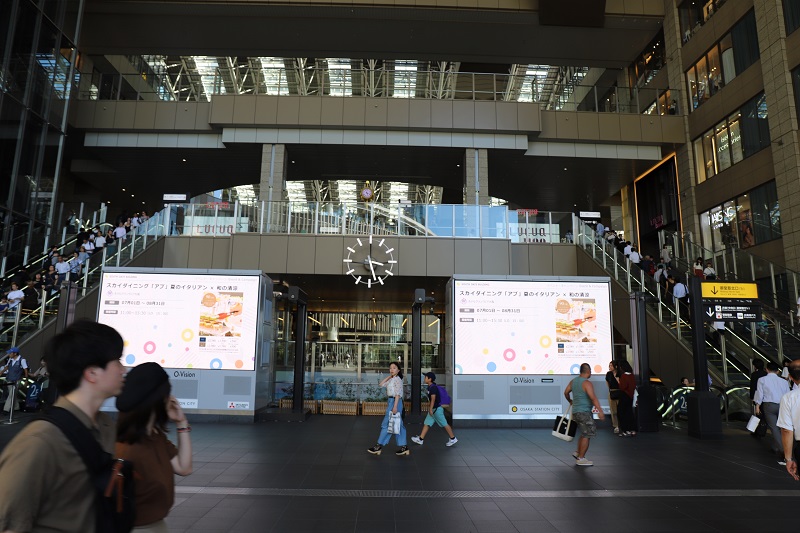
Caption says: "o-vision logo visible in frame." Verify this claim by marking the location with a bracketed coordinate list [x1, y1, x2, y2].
[511, 406, 518, 413]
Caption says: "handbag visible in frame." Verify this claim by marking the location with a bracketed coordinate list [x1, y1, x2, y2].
[746, 415, 761, 433]
[387, 412, 402, 435]
[552, 405, 577, 442]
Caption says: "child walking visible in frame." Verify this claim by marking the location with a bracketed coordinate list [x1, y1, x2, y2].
[411, 372, 458, 447]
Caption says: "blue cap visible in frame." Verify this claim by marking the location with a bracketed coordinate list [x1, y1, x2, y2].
[7, 347, 19, 353]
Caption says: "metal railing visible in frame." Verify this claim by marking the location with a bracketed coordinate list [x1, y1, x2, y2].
[661, 228, 800, 364]
[576, 221, 772, 387]
[78, 68, 680, 115]
[0, 210, 168, 353]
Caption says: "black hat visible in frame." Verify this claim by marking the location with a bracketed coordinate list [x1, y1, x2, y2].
[116, 362, 170, 413]
[423, 372, 436, 382]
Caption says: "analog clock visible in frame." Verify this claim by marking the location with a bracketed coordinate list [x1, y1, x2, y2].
[342, 235, 397, 288]
[360, 186, 374, 201]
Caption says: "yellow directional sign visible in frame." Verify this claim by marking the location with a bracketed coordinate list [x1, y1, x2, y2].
[701, 282, 759, 299]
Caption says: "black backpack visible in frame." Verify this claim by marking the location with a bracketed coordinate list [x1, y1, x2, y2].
[41, 407, 135, 533]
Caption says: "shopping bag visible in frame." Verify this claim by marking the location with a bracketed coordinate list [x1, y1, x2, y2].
[387, 412, 402, 434]
[552, 406, 577, 442]
[746, 415, 760, 433]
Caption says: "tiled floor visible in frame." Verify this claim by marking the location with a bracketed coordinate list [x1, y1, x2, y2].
[2, 412, 798, 532]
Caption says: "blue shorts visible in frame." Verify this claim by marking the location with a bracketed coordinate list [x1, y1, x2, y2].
[423, 406, 448, 427]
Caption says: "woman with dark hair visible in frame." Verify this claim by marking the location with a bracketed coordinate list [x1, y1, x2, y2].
[616, 359, 637, 437]
[367, 361, 410, 456]
[115, 363, 193, 532]
[605, 361, 621, 434]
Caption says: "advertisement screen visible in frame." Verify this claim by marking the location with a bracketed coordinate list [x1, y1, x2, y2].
[97, 272, 260, 370]
[453, 279, 612, 375]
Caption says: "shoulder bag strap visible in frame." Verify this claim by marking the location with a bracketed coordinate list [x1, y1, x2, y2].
[40, 407, 107, 473]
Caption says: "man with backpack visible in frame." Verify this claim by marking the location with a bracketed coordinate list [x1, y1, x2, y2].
[0, 320, 126, 532]
[411, 372, 458, 447]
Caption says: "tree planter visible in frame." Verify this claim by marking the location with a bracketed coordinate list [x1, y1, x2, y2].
[278, 398, 318, 413]
[321, 399, 358, 415]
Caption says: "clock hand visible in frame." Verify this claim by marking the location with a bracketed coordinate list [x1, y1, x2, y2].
[367, 255, 377, 280]
[370, 260, 384, 266]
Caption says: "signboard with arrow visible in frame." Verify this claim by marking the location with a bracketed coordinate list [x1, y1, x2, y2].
[700, 282, 761, 322]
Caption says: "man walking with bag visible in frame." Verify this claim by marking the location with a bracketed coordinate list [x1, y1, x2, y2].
[564, 363, 605, 466]
[0, 321, 126, 532]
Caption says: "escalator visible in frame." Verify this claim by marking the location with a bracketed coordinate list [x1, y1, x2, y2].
[576, 222, 776, 388]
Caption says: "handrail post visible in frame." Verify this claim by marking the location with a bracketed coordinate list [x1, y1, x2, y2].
[213, 203, 219, 237]
[657, 282, 663, 321]
[776, 319, 784, 361]
[671, 388, 677, 427]
[732, 247, 738, 279]
[287, 202, 292, 234]
[603, 240, 607, 269]
[676, 301, 681, 338]
[82, 262, 89, 296]
[38, 288, 46, 330]
[626, 259, 632, 292]
[23, 245, 30, 265]
[720, 333, 728, 386]
[116, 244, 122, 267]
[750, 255, 756, 282]
[260, 200, 266, 234]
[233, 200, 240, 234]
[770, 263, 778, 309]
[614, 248, 619, 279]
[11, 305, 22, 347]
[101, 246, 107, 273]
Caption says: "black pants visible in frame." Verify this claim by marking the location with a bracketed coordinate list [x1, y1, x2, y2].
[617, 394, 636, 433]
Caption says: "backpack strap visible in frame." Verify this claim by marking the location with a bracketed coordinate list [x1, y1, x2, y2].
[40, 406, 108, 474]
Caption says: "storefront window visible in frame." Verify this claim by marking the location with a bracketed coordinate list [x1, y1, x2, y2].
[707, 46, 722, 95]
[702, 130, 716, 179]
[696, 56, 709, 104]
[687, 66, 698, 109]
[728, 111, 743, 164]
[787, 0, 800, 35]
[693, 93, 767, 180]
[694, 138, 707, 183]
[715, 120, 732, 171]
[720, 34, 735, 84]
[700, 182, 782, 252]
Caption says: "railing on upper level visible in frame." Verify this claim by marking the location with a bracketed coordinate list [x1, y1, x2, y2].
[576, 220, 775, 387]
[163, 201, 576, 244]
[78, 68, 679, 115]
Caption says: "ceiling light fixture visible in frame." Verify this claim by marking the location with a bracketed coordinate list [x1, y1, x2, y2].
[182, 158, 187, 162]
[122, 188, 126, 191]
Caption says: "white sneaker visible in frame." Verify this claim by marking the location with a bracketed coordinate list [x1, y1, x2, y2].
[446, 437, 458, 447]
[411, 436, 424, 445]
[575, 457, 593, 466]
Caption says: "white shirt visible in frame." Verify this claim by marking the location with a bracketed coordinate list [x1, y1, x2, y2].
[131, 218, 140, 228]
[777, 385, 800, 440]
[703, 266, 716, 277]
[623, 244, 632, 256]
[2, 355, 28, 374]
[672, 283, 688, 298]
[385, 376, 403, 398]
[55, 261, 70, 274]
[629, 251, 641, 263]
[755, 372, 790, 405]
[6, 289, 24, 308]
[661, 249, 671, 262]
[113, 227, 127, 239]
[94, 235, 106, 248]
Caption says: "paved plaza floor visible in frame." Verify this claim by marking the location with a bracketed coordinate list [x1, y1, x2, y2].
[2, 412, 798, 532]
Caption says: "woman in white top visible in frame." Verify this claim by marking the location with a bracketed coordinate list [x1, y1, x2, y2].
[367, 361, 410, 456]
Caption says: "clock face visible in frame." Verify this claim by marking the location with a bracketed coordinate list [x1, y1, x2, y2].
[342, 235, 397, 288]
[360, 187, 374, 201]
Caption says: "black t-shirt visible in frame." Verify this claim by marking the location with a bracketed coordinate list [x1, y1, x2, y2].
[605, 371, 619, 389]
[427, 383, 441, 409]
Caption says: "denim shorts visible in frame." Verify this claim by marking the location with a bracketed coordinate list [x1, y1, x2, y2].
[572, 411, 597, 438]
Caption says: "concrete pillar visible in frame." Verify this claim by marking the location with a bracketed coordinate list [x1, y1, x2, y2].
[463, 148, 489, 205]
[662, 0, 700, 240]
[754, 0, 800, 270]
[259, 144, 287, 203]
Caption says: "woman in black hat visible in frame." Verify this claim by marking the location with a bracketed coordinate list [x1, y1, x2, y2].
[115, 363, 193, 532]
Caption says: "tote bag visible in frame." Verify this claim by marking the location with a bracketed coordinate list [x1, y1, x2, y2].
[552, 405, 577, 442]
[387, 412, 402, 434]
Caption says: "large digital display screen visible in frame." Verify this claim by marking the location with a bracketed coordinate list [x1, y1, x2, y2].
[97, 272, 261, 371]
[453, 279, 612, 375]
